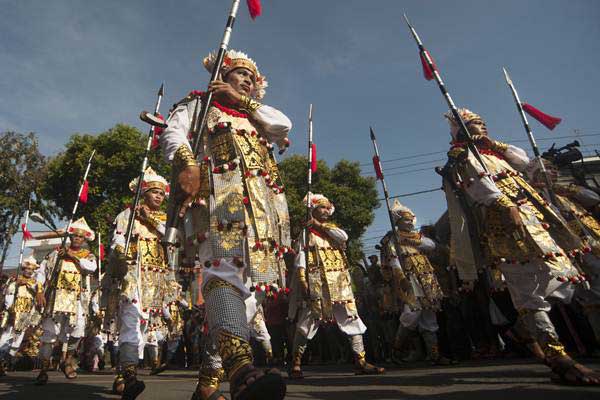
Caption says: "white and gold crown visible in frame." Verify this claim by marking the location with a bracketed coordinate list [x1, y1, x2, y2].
[68, 217, 95, 241]
[203, 49, 268, 100]
[444, 108, 484, 139]
[390, 199, 417, 227]
[303, 192, 335, 216]
[129, 167, 169, 197]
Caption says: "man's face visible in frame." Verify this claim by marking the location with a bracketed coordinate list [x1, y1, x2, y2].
[466, 119, 488, 137]
[224, 67, 256, 97]
[71, 234, 86, 248]
[312, 206, 330, 222]
[368, 256, 378, 265]
[144, 188, 165, 210]
[21, 266, 34, 278]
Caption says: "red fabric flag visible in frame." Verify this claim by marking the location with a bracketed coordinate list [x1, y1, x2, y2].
[99, 243, 105, 261]
[522, 103, 562, 130]
[372, 155, 384, 180]
[151, 113, 165, 150]
[21, 224, 33, 241]
[247, 0, 262, 20]
[419, 50, 437, 81]
[79, 180, 89, 204]
[310, 143, 317, 173]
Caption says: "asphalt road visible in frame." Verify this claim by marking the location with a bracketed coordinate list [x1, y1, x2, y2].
[1, 359, 600, 400]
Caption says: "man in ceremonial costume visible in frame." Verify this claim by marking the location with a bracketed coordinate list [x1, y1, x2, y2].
[35, 217, 97, 384]
[526, 158, 600, 348]
[160, 49, 291, 400]
[109, 166, 171, 399]
[288, 193, 384, 378]
[379, 200, 449, 365]
[442, 108, 600, 384]
[0, 256, 43, 376]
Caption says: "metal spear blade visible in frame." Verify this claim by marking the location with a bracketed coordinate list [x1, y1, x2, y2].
[308, 103, 313, 120]
[158, 82, 165, 97]
[369, 126, 376, 141]
[502, 67, 513, 86]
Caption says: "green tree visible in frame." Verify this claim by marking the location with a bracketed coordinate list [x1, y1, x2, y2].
[41, 124, 170, 246]
[278, 155, 380, 264]
[0, 132, 52, 271]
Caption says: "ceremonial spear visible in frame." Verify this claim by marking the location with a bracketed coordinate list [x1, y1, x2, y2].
[44, 149, 96, 303]
[15, 196, 33, 277]
[502, 68, 558, 204]
[125, 83, 166, 260]
[369, 128, 404, 261]
[403, 14, 490, 175]
[304, 104, 315, 273]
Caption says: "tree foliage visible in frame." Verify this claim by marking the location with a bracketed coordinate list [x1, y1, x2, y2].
[278, 155, 380, 264]
[0, 132, 51, 269]
[41, 124, 170, 246]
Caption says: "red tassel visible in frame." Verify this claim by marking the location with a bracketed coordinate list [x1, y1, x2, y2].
[419, 50, 437, 81]
[246, 0, 262, 20]
[522, 103, 562, 130]
[372, 155, 384, 180]
[99, 243, 105, 261]
[21, 224, 33, 241]
[79, 180, 89, 204]
[310, 143, 317, 173]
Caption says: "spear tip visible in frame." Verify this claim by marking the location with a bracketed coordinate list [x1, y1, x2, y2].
[158, 82, 165, 97]
[502, 67, 512, 85]
[308, 103, 313, 119]
[369, 126, 376, 141]
[403, 13, 411, 25]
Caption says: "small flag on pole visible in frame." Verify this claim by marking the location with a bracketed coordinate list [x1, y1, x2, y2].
[151, 113, 165, 150]
[21, 224, 33, 241]
[372, 155, 384, 180]
[522, 103, 562, 130]
[247, 0, 262, 19]
[419, 50, 437, 81]
[80, 180, 89, 204]
[311, 144, 317, 173]
[99, 243, 105, 261]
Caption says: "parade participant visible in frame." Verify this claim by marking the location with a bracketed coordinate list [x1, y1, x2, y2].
[160, 49, 291, 400]
[442, 108, 600, 385]
[109, 166, 171, 399]
[526, 157, 600, 347]
[288, 193, 384, 379]
[0, 256, 43, 376]
[35, 218, 98, 384]
[380, 200, 449, 365]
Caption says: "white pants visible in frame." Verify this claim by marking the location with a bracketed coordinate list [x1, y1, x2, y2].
[499, 261, 574, 311]
[0, 327, 26, 357]
[399, 305, 439, 332]
[40, 315, 79, 344]
[296, 304, 367, 340]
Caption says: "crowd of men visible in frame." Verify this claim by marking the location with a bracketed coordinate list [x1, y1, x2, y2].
[1, 48, 600, 400]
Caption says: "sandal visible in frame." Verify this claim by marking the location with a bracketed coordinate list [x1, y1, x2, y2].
[355, 362, 385, 375]
[230, 365, 286, 400]
[113, 375, 125, 395]
[287, 367, 304, 379]
[550, 356, 600, 386]
[60, 361, 78, 379]
[150, 363, 168, 376]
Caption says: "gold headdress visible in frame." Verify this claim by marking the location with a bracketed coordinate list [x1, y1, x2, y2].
[203, 49, 268, 100]
[390, 199, 417, 228]
[128, 166, 169, 197]
[444, 108, 484, 140]
[68, 217, 95, 241]
[303, 192, 335, 216]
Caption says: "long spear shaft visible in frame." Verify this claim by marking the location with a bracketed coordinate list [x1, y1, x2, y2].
[502, 68, 557, 204]
[403, 14, 489, 174]
[369, 128, 403, 260]
[304, 104, 314, 270]
[16, 196, 32, 276]
[98, 231, 102, 283]
[164, 0, 242, 248]
[123, 83, 165, 257]
[46, 149, 96, 300]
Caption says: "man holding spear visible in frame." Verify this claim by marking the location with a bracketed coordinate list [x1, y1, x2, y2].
[159, 46, 291, 399]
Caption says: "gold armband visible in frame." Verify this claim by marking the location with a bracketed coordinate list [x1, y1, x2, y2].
[173, 144, 197, 173]
[490, 195, 515, 209]
[239, 95, 262, 113]
[297, 267, 307, 282]
[492, 141, 509, 154]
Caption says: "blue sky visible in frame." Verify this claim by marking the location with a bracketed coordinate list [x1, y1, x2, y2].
[3, 0, 600, 264]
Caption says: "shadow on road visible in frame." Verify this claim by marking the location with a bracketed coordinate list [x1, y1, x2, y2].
[0, 375, 111, 400]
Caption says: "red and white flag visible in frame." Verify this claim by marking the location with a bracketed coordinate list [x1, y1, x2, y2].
[372, 155, 384, 180]
[419, 50, 437, 81]
[79, 180, 89, 204]
[21, 224, 33, 241]
[99, 243, 106, 261]
[247, 0, 262, 19]
[522, 103, 562, 131]
[310, 144, 317, 173]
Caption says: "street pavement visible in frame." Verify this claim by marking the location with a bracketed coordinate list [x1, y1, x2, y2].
[1, 359, 599, 399]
